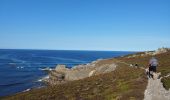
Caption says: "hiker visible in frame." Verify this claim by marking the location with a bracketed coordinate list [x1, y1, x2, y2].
[148, 57, 158, 78]
[135, 63, 139, 68]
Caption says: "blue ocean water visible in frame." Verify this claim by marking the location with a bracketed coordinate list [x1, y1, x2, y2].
[0, 49, 134, 96]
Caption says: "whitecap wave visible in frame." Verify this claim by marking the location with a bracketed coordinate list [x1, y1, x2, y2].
[23, 88, 31, 92]
[37, 75, 49, 82]
[16, 66, 24, 69]
[39, 67, 52, 71]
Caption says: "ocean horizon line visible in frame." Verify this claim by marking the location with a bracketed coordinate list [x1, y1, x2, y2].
[0, 48, 141, 52]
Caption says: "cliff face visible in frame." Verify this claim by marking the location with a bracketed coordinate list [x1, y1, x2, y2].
[46, 59, 117, 85]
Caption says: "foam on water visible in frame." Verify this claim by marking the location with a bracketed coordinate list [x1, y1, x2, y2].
[0, 49, 135, 96]
[37, 75, 49, 82]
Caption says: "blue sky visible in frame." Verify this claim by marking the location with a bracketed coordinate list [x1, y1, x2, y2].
[0, 0, 169, 51]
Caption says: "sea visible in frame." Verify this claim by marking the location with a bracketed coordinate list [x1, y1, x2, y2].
[0, 49, 134, 96]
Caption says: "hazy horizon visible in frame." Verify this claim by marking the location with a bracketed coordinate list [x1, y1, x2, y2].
[0, 48, 141, 52]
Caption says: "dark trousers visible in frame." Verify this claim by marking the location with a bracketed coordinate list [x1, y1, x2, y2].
[149, 66, 157, 78]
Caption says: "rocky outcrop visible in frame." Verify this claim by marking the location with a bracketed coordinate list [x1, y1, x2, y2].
[153, 48, 170, 55]
[45, 59, 117, 85]
[127, 48, 170, 58]
[144, 48, 170, 56]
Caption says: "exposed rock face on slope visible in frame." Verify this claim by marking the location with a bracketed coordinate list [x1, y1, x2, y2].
[145, 48, 170, 56]
[3, 48, 170, 100]
[127, 48, 170, 58]
[45, 59, 117, 85]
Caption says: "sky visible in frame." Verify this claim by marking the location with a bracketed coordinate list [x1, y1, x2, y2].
[0, 0, 170, 51]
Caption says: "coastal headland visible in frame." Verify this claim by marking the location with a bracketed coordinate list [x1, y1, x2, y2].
[2, 48, 170, 100]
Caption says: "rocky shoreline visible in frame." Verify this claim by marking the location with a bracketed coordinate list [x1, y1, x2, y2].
[43, 59, 117, 85]
[3, 47, 170, 100]
[43, 47, 170, 86]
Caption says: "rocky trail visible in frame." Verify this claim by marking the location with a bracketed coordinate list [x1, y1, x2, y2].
[144, 74, 170, 100]
[117, 60, 170, 100]
[44, 50, 170, 100]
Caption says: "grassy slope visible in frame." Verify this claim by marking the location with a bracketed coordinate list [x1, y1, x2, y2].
[118, 50, 170, 90]
[2, 51, 170, 100]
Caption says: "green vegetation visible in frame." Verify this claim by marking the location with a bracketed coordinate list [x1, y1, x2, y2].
[2, 64, 147, 100]
[162, 77, 170, 90]
[118, 50, 170, 90]
[2, 50, 170, 100]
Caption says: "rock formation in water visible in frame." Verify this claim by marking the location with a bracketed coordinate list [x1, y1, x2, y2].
[45, 59, 117, 85]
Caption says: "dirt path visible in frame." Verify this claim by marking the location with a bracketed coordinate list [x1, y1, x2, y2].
[112, 59, 170, 100]
[144, 77, 170, 100]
